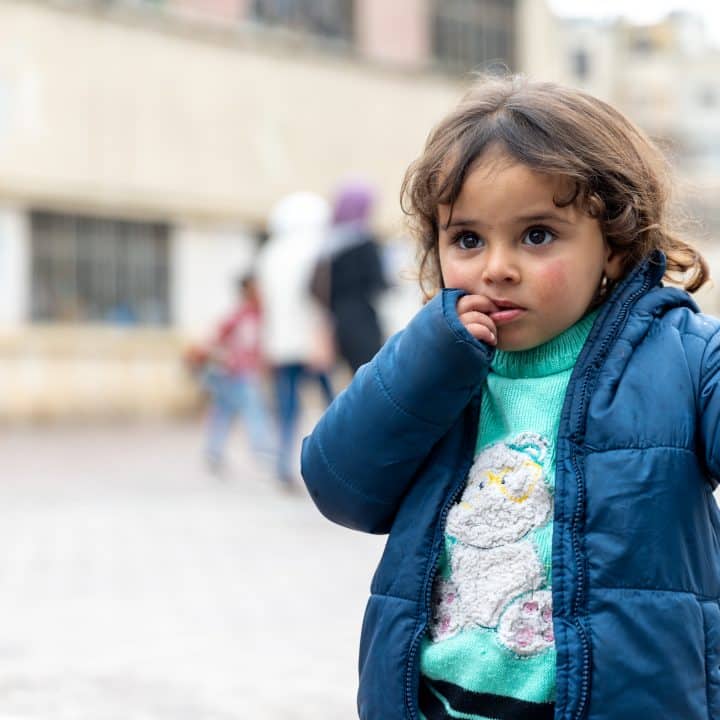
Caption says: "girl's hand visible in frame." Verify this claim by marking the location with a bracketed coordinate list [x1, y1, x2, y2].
[456, 294, 498, 346]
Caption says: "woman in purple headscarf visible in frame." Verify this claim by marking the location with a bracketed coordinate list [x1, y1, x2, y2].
[313, 179, 388, 372]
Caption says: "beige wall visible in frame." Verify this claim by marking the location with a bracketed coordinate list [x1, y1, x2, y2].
[0, 208, 29, 328]
[0, 0, 559, 421]
[356, 0, 430, 69]
[0, 326, 201, 420]
[516, 0, 562, 81]
[0, 1, 462, 232]
[0, 1, 466, 420]
[172, 0, 247, 21]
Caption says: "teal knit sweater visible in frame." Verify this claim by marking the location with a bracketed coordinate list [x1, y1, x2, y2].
[419, 311, 597, 720]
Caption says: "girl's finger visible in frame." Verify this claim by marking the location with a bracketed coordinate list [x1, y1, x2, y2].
[464, 322, 497, 345]
[457, 294, 498, 316]
[459, 311, 496, 342]
[459, 311, 498, 331]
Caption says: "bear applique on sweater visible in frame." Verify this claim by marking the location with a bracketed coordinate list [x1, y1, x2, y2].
[429, 432, 555, 657]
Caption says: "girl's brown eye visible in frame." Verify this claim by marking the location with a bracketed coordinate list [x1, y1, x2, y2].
[456, 231, 482, 250]
[523, 228, 555, 246]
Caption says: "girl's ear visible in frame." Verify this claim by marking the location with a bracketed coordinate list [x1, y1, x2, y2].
[604, 243, 625, 281]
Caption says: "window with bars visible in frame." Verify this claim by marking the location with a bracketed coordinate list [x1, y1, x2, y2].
[31, 211, 171, 326]
[249, 0, 354, 42]
[432, 0, 516, 74]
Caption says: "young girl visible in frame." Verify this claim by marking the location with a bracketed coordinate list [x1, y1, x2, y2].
[301, 75, 720, 720]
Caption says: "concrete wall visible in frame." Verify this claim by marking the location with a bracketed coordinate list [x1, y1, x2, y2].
[0, 325, 200, 421]
[516, 0, 563, 81]
[356, 0, 430, 69]
[0, 1, 463, 231]
[172, 224, 257, 339]
[0, 208, 29, 329]
[0, 0, 561, 420]
[0, 1, 465, 421]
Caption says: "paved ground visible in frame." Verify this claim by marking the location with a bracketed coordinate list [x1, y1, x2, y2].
[0, 413, 385, 719]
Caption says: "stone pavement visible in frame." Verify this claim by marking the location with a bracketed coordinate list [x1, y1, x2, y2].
[0, 418, 385, 719]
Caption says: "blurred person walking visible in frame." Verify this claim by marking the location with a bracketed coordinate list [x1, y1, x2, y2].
[202, 272, 274, 475]
[311, 179, 387, 372]
[256, 192, 335, 487]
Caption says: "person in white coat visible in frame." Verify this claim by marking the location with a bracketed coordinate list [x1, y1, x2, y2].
[256, 192, 335, 485]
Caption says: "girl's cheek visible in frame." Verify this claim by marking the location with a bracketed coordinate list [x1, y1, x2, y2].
[536, 261, 570, 297]
[440, 260, 472, 290]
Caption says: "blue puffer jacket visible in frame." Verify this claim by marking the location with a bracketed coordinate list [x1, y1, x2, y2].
[301, 252, 720, 720]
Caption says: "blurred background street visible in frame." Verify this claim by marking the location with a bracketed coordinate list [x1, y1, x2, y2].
[0, 410, 384, 719]
[3, 0, 720, 717]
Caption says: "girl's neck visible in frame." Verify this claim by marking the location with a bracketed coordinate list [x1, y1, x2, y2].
[491, 310, 598, 379]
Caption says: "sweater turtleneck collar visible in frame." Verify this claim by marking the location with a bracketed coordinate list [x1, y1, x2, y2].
[491, 310, 598, 379]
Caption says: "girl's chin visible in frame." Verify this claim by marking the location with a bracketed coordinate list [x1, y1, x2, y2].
[495, 330, 545, 352]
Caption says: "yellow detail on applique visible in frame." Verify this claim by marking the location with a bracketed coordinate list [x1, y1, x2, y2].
[486, 461, 542, 503]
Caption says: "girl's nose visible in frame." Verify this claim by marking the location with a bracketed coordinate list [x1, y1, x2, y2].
[481, 245, 520, 285]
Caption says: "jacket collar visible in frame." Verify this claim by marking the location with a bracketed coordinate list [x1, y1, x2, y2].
[599, 250, 698, 324]
[610, 249, 665, 307]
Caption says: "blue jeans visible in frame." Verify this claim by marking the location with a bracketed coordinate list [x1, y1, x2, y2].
[274, 364, 334, 481]
[204, 369, 274, 465]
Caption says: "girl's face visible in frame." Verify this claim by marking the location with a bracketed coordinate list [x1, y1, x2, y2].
[437, 148, 623, 351]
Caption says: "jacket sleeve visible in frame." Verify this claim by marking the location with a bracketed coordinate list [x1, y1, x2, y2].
[301, 288, 494, 534]
[699, 325, 720, 483]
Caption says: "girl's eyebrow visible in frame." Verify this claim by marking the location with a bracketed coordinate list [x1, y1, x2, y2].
[514, 212, 572, 225]
[443, 211, 572, 230]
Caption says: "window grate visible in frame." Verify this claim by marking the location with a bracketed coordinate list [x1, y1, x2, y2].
[249, 0, 354, 42]
[432, 0, 516, 74]
[30, 211, 171, 326]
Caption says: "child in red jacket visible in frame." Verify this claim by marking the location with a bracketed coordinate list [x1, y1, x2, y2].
[203, 273, 274, 474]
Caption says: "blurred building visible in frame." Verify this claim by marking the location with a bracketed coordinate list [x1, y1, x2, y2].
[557, 10, 720, 312]
[559, 12, 720, 174]
[0, 0, 557, 419]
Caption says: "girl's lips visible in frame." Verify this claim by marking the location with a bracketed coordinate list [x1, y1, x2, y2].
[488, 307, 526, 325]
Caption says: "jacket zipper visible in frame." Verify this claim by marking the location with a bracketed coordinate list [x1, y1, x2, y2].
[570, 273, 652, 720]
[404, 394, 482, 720]
[396, 265, 653, 720]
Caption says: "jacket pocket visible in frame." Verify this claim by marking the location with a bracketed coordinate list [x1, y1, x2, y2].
[701, 601, 720, 719]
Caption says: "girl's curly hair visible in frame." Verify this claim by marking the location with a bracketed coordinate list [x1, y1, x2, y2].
[401, 74, 709, 301]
